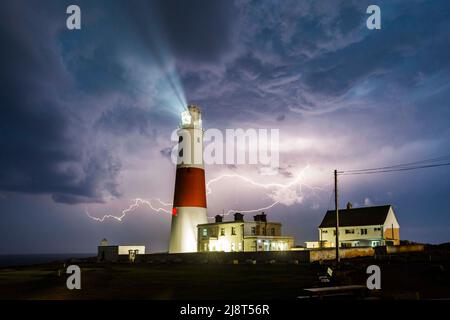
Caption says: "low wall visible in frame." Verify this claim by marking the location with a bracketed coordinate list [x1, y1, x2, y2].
[386, 244, 425, 254]
[309, 247, 375, 262]
[114, 245, 426, 264]
[137, 251, 310, 264]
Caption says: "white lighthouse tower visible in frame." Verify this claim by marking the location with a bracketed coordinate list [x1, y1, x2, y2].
[169, 105, 208, 253]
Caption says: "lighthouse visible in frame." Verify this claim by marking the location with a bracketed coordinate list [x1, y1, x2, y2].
[169, 105, 208, 253]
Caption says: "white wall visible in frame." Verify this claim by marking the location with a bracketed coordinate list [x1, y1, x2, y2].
[118, 245, 146, 255]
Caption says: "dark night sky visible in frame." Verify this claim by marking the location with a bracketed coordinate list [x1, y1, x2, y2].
[1, 0, 449, 253]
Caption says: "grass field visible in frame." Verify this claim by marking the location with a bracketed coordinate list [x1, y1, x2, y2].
[1, 253, 450, 300]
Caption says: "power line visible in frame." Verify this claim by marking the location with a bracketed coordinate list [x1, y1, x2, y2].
[339, 161, 450, 176]
[341, 155, 450, 174]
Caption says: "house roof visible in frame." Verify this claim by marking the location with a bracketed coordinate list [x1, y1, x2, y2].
[198, 221, 281, 227]
[319, 205, 392, 228]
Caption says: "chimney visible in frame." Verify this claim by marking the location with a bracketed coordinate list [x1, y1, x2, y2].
[346, 202, 353, 210]
[260, 211, 267, 222]
[215, 215, 223, 223]
[253, 212, 267, 222]
[234, 212, 244, 221]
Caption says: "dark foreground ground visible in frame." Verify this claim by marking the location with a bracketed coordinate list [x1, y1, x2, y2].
[1, 248, 450, 300]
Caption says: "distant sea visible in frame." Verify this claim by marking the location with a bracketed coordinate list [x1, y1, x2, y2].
[0, 254, 95, 268]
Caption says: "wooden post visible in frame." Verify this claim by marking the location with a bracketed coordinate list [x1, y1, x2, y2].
[335, 170, 340, 263]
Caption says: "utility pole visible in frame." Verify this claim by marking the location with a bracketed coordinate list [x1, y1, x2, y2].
[334, 169, 340, 263]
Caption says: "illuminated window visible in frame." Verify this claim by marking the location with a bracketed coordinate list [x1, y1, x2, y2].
[202, 228, 208, 237]
[238, 243, 242, 251]
[181, 111, 192, 125]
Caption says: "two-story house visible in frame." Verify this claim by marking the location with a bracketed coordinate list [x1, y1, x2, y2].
[313, 203, 400, 248]
[197, 212, 294, 252]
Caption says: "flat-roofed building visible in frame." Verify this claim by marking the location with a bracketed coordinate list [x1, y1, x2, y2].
[97, 239, 146, 262]
[197, 212, 294, 252]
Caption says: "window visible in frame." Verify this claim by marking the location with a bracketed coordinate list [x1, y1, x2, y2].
[231, 243, 236, 251]
[361, 228, 368, 235]
[251, 227, 256, 235]
[345, 229, 355, 234]
[271, 228, 275, 236]
[374, 227, 382, 232]
[238, 243, 242, 251]
[262, 227, 266, 235]
[202, 228, 208, 237]
[220, 228, 225, 236]
[231, 227, 236, 235]
[322, 230, 328, 234]
[203, 243, 208, 251]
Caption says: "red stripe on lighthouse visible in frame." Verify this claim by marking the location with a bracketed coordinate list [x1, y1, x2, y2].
[173, 167, 207, 208]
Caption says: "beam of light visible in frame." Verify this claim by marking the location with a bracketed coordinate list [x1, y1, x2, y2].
[85, 165, 327, 223]
[122, 1, 187, 115]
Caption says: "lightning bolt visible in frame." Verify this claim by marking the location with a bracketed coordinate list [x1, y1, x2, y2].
[206, 165, 322, 194]
[86, 165, 326, 222]
[205, 164, 324, 217]
[211, 201, 280, 219]
[85, 198, 172, 222]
